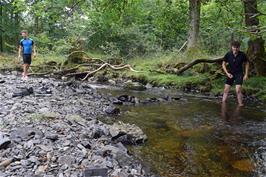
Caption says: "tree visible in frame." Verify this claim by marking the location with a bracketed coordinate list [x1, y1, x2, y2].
[187, 0, 201, 50]
[243, 0, 266, 76]
[0, 2, 3, 52]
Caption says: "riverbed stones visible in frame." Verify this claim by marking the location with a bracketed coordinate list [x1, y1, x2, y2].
[0, 73, 150, 176]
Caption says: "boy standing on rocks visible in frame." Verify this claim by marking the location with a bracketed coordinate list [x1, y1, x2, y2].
[18, 30, 36, 80]
[222, 41, 249, 106]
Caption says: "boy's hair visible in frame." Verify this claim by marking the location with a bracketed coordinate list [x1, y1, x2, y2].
[20, 30, 28, 34]
[231, 41, 241, 48]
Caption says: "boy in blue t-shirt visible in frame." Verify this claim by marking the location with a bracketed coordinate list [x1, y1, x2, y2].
[18, 30, 36, 79]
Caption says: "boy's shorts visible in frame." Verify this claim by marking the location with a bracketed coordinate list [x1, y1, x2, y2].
[225, 73, 243, 86]
[23, 54, 32, 65]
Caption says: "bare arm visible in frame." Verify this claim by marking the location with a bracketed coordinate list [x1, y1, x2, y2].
[32, 44, 36, 57]
[18, 45, 22, 58]
[243, 61, 249, 80]
[222, 61, 233, 78]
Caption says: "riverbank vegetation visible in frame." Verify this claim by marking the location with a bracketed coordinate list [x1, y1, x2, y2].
[0, 0, 266, 101]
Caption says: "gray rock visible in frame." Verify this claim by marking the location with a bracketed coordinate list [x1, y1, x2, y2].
[0, 133, 11, 149]
[84, 167, 108, 177]
[10, 127, 43, 141]
[109, 122, 147, 145]
[45, 134, 59, 141]
[58, 155, 75, 167]
[104, 106, 120, 115]
[81, 141, 92, 149]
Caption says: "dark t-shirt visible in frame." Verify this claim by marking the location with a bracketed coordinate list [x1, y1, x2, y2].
[224, 51, 248, 74]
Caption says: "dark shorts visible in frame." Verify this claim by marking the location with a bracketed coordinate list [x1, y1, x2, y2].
[225, 73, 243, 86]
[23, 54, 32, 65]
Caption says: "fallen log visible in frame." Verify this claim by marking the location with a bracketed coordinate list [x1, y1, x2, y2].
[176, 57, 224, 75]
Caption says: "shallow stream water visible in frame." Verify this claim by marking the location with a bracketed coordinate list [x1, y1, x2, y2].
[99, 88, 266, 177]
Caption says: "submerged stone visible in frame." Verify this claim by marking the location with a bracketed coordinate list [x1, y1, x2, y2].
[232, 159, 255, 172]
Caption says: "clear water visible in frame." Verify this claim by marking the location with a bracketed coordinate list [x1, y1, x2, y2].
[100, 88, 266, 177]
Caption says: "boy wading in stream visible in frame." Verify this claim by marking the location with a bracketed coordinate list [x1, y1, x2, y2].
[18, 30, 36, 80]
[222, 41, 249, 106]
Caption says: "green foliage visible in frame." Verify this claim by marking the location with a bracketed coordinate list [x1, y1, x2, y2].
[2, 0, 263, 57]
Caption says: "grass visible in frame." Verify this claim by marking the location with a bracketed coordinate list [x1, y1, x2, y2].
[123, 53, 216, 88]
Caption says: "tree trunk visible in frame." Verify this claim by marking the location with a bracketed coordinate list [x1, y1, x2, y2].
[0, 4, 3, 52]
[243, 0, 266, 76]
[187, 0, 201, 50]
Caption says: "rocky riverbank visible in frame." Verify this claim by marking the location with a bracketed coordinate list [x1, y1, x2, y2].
[0, 72, 151, 177]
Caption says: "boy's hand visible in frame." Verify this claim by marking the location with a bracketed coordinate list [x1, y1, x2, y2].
[227, 73, 233, 78]
[243, 75, 248, 81]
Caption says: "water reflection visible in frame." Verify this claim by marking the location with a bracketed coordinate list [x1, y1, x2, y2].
[221, 102, 241, 123]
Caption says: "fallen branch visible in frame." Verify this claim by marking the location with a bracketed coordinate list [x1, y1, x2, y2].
[176, 57, 224, 75]
[65, 63, 142, 80]
[67, 51, 91, 59]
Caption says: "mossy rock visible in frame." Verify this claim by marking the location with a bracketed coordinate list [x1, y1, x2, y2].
[124, 81, 146, 91]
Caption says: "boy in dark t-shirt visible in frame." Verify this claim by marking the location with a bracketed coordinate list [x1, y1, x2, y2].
[18, 30, 36, 80]
[222, 41, 249, 106]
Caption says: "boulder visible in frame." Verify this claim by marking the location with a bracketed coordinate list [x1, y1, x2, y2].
[104, 106, 120, 115]
[109, 122, 147, 145]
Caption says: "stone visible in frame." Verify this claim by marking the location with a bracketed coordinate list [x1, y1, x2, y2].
[81, 141, 91, 149]
[104, 106, 120, 115]
[58, 155, 75, 167]
[109, 122, 147, 145]
[10, 127, 43, 141]
[46, 134, 59, 141]
[12, 87, 34, 97]
[124, 82, 146, 91]
[0, 133, 11, 149]
[0, 158, 13, 168]
[84, 167, 108, 177]
[232, 159, 255, 172]
[35, 165, 48, 175]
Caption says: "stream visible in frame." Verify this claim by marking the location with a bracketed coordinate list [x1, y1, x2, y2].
[100, 88, 266, 177]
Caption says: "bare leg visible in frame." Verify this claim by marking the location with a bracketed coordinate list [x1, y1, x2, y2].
[236, 85, 244, 106]
[23, 64, 27, 77]
[222, 84, 231, 102]
[25, 64, 30, 76]
[221, 101, 228, 121]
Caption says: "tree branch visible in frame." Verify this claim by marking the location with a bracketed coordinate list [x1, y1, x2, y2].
[176, 57, 224, 75]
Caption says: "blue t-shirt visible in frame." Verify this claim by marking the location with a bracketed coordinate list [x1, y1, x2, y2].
[20, 38, 34, 54]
